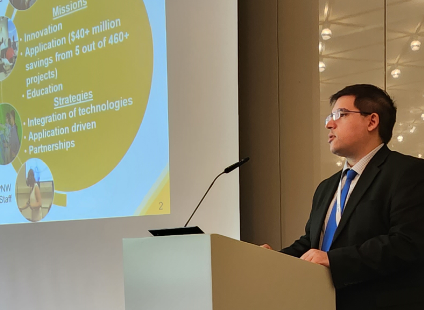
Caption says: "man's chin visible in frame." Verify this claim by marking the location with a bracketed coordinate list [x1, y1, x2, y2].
[329, 145, 343, 157]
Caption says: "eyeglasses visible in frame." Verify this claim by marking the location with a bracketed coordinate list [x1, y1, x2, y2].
[325, 108, 371, 126]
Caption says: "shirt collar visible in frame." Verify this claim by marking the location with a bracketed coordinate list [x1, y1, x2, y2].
[342, 143, 384, 176]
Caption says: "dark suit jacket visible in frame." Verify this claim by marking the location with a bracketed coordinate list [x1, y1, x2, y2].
[281, 145, 424, 310]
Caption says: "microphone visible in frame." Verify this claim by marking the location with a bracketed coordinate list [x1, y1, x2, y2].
[224, 157, 250, 174]
[184, 157, 250, 227]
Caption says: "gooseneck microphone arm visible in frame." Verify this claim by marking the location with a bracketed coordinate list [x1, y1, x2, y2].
[184, 157, 250, 228]
[184, 172, 225, 227]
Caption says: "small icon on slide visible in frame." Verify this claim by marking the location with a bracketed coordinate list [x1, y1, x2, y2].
[0, 17, 19, 82]
[9, 0, 37, 10]
[15, 158, 55, 222]
[0, 103, 22, 165]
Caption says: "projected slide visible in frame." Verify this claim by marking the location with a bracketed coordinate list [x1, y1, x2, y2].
[0, 0, 170, 223]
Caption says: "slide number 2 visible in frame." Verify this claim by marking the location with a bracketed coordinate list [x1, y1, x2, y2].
[159, 202, 163, 210]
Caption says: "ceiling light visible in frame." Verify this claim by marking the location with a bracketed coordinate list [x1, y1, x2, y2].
[319, 42, 325, 53]
[421, 113, 424, 120]
[418, 154, 423, 159]
[391, 68, 401, 78]
[336, 160, 343, 167]
[319, 61, 326, 72]
[324, 4, 329, 18]
[411, 40, 421, 51]
[321, 28, 332, 40]
[409, 126, 416, 133]
[397, 135, 404, 142]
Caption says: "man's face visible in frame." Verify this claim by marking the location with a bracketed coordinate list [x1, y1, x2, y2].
[325, 95, 371, 159]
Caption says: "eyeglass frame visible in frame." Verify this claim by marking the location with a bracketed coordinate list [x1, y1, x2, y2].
[325, 108, 372, 127]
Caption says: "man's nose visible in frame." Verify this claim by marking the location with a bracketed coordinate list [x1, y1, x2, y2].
[325, 118, 335, 129]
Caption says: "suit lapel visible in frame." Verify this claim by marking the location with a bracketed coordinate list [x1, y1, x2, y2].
[310, 173, 340, 248]
[332, 145, 391, 244]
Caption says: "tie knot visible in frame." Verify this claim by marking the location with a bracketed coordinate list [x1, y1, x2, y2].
[346, 169, 357, 181]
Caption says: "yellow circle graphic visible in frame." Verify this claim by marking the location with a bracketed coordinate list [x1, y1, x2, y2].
[6, 0, 153, 191]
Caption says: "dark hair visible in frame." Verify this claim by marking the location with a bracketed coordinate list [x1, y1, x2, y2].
[330, 84, 397, 144]
[27, 169, 35, 187]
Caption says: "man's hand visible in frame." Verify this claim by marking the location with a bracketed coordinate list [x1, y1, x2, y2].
[260, 244, 273, 250]
[300, 249, 330, 267]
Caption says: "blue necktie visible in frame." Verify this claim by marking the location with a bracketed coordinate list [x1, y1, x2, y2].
[321, 169, 357, 252]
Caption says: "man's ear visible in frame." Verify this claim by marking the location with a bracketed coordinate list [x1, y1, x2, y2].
[367, 113, 379, 132]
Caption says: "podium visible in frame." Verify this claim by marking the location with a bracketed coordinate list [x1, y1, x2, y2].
[123, 234, 335, 310]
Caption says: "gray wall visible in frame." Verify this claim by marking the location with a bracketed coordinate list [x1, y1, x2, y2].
[239, 0, 321, 249]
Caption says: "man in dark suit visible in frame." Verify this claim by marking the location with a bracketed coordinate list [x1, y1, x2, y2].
[263, 84, 424, 310]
